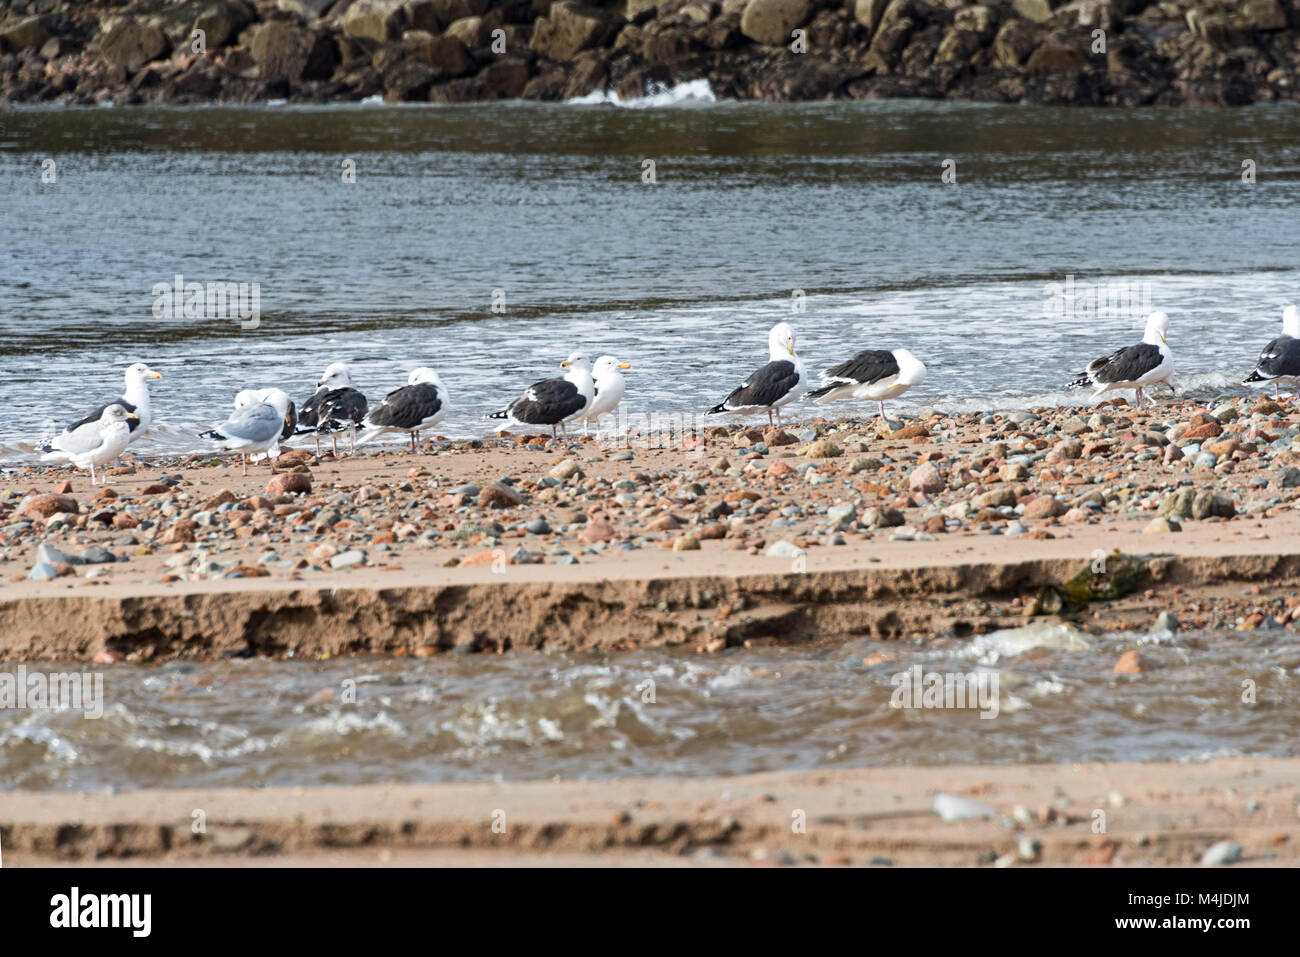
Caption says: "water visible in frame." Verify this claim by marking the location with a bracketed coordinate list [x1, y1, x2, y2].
[2, 98, 1299, 461]
[2, 624, 1295, 791]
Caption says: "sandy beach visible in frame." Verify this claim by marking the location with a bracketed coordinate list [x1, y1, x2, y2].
[2, 757, 1294, 867]
[3, 396, 1300, 660]
[5, 397, 1300, 868]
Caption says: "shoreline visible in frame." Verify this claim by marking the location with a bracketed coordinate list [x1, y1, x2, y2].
[3, 757, 1295, 865]
[5, 396, 1300, 660]
[5, 540, 1300, 661]
[3, 1, 1298, 110]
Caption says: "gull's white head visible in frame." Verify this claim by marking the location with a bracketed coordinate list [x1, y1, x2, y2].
[237, 387, 290, 410]
[125, 362, 162, 384]
[769, 322, 797, 360]
[101, 404, 138, 424]
[407, 367, 442, 387]
[261, 389, 292, 419]
[318, 362, 352, 389]
[1283, 305, 1300, 337]
[560, 352, 591, 372]
[894, 348, 927, 387]
[592, 356, 631, 379]
[1143, 311, 1169, 345]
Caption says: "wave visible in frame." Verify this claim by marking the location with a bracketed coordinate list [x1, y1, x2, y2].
[566, 79, 717, 108]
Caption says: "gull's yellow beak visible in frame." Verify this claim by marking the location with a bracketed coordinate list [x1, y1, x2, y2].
[560, 360, 571, 368]
[126, 412, 139, 420]
[149, 371, 163, 379]
[618, 362, 631, 369]
[787, 346, 795, 357]
[1161, 334, 1167, 344]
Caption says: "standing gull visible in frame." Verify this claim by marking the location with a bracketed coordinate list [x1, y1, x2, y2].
[706, 322, 806, 427]
[40, 404, 138, 486]
[54, 362, 162, 448]
[235, 387, 298, 460]
[200, 390, 294, 476]
[804, 348, 926, 424]
[297, 362, 368, 456]
[357, 368, 449, 452]
[1244, 305, 1300, 399]
[1067, 311, 1173, 408]
[578, 356, 631, 436]
[488, 353, 594, 440]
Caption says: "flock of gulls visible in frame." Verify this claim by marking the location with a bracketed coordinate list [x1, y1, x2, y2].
[34, 305, 1300, 485]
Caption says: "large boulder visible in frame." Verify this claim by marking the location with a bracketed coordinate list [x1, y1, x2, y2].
[991, 17, 1039, 68]
[250, 20, 339, 81]
[408, 33, 472, 77]
[341, 0, 409, 43]
[1025, 43, 1086, 74]
[101, 0, 258, 49]
[1187, 0, 1289, 49]
[739, 0, 812, 46]
[478, 55, 530, 97]
[382, 57, 435, 99]
[278, 0, 343, 18]
[530, 2, 622, 61]
[443, 15, 490, 46]
[0, 15, 53, 53]
[1012, 0, 1058, 23]
[192, 0, 259, 48]
[852, 0, 887, 35]
[98, 21, 171, 72]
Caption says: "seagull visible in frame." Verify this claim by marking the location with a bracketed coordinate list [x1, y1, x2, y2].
[488, 352, 594, 441]
[1068, 310, 1173, 408]
[1244, 305, 1300, 400]
[40, 404, 138, 486]
[234, 387, 298, 461]
[200, 390, 294, 476]
[53, 362, 161, 450]
[804, 348, 926, 424]
[706, 321, 806, 427]
[297, 362, 368, 456]
[356, 368, 449, 452]
[578, 356, 631, 436]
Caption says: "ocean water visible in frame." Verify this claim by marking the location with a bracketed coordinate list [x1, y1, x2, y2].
[1, 96, 1298, 460]
[2, 623, 1295, 790]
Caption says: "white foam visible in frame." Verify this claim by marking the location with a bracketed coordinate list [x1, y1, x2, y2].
[566, 79, 716, 108]
[961, 621, 1091, 664]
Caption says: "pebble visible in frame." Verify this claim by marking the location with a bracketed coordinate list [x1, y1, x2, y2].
[933, 792, 995, 822]
[765, 541, 805, 560]
[1153, 611, 1178, 633]
[1200, 841, 1242, 867]
[27, 561, 58, 581]
[329, 550, 366, 569]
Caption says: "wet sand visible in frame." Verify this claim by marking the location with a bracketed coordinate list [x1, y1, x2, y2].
[2, 758, 1294, 867]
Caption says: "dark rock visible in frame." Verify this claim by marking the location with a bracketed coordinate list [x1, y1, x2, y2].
[250, 20, 338, 82]
[530, 1, 622, 62]
[0, 15, 54, 53]
[98, 21, 170, 73]
[408, 33, 471, 77]
[739, 0, 812, 47]
[382, 55, 435, 98]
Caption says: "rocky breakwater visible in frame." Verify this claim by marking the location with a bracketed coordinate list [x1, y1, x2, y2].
[0, 0, 1297, 107]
